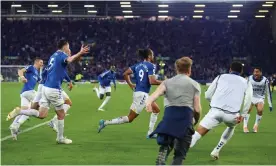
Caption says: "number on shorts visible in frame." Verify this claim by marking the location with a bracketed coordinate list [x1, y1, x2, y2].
[48, 58, 55, 70]
[139, 69, 144, 81]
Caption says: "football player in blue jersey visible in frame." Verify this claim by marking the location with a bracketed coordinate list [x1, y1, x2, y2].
[98, 48, 162, 137]
[7, 39, 89, 144]
[93, 66, 116, 111]
[9, 58, 43, 140]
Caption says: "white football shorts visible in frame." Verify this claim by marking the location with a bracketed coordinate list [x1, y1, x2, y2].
[252, 97, 264, 105]
[199, 108, 240, 130]
[40, 86, 64, 110]
[33, 84, 44, 103]
[99, 85, 111, 94]
[20, 90, 36, 107]
[130, 91, 149, 114]
[61, 89, 70, 100]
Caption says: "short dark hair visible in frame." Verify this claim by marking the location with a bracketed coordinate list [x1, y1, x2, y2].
[230, 61, 243, 73]
[254, 67, 262, 72]
[57, 39, 69, 49]
[34, 57, 42, 63]
[137, 48, 152, 59]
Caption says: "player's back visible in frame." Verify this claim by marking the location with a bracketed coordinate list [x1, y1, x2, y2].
[249, 75, 267, 98]
[131, 61, 155, 93]
[44, 51, 68, 89]
[210, 73, 248, 112]
[21, 65, 39, 93]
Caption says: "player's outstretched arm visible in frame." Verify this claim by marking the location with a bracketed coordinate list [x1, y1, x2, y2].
[241, 82, 253, 117]
[123, 68, 135, 90]
[66, 45, 89, 64]
[18, 68, 27, 83]
[149, 75, 162, 85]
[266, 79, 273, 111]
[193, 84, 202, 125]
[146, 82, 166, 112]
[205, 75, 220, 101]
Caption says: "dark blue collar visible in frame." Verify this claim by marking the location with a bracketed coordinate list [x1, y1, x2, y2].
[230, 71, 240, 76]
[253, 76, 263, 82]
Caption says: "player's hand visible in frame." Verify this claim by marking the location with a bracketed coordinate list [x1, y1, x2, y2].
[236, 116, 244, 124]
[20, 76, 27, 83]
[269, 107, 273, 112]
[146, 101, 153, 113]
[79, 45, 90, 55]
[130, 84, 136, 91]
[68, 82, 73, 91]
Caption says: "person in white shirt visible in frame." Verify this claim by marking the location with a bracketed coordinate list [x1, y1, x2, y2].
[190, 62, 253, 160]
[243, 67, 273, 133]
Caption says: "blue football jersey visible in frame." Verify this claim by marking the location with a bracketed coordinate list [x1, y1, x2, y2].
[44, 51, 68, 89]
[130, 61, 156, 93]
[39, 67, 48, 85]
[21, 65, 40, 94]
[98, 70, 116, 87]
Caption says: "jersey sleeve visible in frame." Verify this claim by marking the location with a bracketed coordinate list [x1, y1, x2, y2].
[266, 79, 273, 107]
[60, 52, 68, 64]
[194, 82, 201, 96]
[129, 65, 136, 73]
[148, 63, 156, 76]
[205, 75, 220, 101]
[24, 65, 32, 73]
[241, 82, 253, 117]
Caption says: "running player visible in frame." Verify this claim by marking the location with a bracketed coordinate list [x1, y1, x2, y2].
[9, 58, 43, 140]
[98, 48, 162, 138]
[93, 66, 116, 111]
[243, 67, 273, 133]
[7, 39, 89, 144]
[190, 62, 253, 160]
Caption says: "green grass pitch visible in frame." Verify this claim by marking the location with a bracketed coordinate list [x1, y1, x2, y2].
[1, 82, 276, 165]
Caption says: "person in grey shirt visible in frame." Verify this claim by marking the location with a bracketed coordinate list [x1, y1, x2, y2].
[146, 57, 202, 165]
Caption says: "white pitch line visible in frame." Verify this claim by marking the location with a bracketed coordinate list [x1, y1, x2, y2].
[1, 120, 51, 141]
[1, 114, 70, 142]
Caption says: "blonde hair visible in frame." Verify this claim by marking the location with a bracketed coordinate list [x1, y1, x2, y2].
[175, 57, 193, 74]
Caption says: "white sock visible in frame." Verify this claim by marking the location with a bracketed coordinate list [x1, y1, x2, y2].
[16, 115, 29, 125]
[99, 96, 111, 109]
[57, 119, 64, 140]
[148, 113, 159, 134]
[20, 109, 39, 117]
[94, 88, 100, 99]
[243, 114, 250, 128]
[11, 115, 22, 128]
[255, 114, 262, 126]
[190, 131, 202, 148]
[52, 104, 71, 126]
[213, 127, 235, 153]
[105, 116, 129, 125]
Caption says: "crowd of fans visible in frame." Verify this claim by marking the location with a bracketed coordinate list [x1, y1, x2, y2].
[1, 18, 276, 82]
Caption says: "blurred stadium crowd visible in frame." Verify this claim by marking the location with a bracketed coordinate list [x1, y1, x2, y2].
[1, 18, 276, 81]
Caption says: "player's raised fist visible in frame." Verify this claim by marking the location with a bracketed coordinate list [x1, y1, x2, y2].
[80, 45, 90, 54]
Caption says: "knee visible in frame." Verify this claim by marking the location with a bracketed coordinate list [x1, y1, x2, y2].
[64, 99, 72, 106]
[57, 111, 65, 120]
[38, 112, 47, 119]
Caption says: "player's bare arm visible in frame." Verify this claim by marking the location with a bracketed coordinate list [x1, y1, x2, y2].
[123, 68, 135, 90]
[66, 45, 89, 63]
[193, 95, 201, 125]
[149, 75, 162, 85]
[146, 82, 166, 112]
[18, 68, 27, 83]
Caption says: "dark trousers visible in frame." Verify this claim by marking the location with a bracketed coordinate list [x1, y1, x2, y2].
[155, 127, 193, 165]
